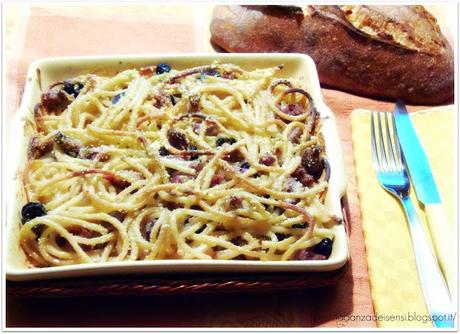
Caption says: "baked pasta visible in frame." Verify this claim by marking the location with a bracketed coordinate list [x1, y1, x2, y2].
[19, 61, 339, 267]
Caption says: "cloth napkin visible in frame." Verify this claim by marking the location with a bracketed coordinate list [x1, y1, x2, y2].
[351, 106, 455, 328]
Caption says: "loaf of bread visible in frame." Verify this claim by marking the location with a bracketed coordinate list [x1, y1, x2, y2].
[210, 5, 454, 105]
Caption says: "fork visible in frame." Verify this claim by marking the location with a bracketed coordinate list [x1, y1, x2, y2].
[371, 112, 454, 328]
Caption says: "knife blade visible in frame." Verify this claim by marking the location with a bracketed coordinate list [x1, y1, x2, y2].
[393, 100, 441, 204]
[393, 99, 455, 295]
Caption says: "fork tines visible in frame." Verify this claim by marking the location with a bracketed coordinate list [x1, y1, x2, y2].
[371, 112, 403, 173]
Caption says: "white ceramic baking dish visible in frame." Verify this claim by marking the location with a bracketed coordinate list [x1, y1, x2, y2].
[5, 53, 348, 281]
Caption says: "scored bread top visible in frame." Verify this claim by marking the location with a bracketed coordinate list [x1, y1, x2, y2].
[310, 5, 447, 55]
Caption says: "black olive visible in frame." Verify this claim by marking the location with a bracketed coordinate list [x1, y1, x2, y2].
[292, 223, 307, 229]
[63, 81, 84, 98]
[231, 236, 245, 246]
[216, 137, 236, 147]
[216, 137, 226, 146]
[275, 233, 288, 241]
[159, 146, 169, 156]
[195, 224, 206, 234]
[21, 202, 47, 223]
[313, 238, 333, 257]
[189, 145, 198, 160]
[206, 69, 220, 77]
[201, 69, 220, 78]
[143, 218, 157, 240]
[111, 92, 125, 104]
[156, 63, 171, 74]
[21, 202, 47, 237]
[240, 162, 250, 170]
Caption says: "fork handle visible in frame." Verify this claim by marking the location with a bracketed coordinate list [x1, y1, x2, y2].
[425, 203, 456, 296]
[401, 196, 454, 328]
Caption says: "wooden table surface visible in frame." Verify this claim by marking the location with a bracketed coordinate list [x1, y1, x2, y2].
[4, 4, 454, 328]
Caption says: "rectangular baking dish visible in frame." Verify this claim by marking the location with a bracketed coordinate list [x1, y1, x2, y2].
[6, 53, 348, 281]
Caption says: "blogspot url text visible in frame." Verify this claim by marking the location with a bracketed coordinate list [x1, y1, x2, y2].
[312, 312, 457, 325]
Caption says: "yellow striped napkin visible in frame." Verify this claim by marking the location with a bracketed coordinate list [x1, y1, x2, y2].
[351, 106, 455, 328]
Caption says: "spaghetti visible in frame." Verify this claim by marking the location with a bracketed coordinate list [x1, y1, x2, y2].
[19, 62, 339, 267]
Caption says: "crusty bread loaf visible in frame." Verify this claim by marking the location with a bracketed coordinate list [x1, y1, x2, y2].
[210, 5, 454, 105]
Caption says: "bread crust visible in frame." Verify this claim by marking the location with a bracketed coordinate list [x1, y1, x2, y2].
[210, 5, 454, 105]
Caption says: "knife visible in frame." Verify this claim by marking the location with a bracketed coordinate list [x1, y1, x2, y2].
[393, 100, 456, 296]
